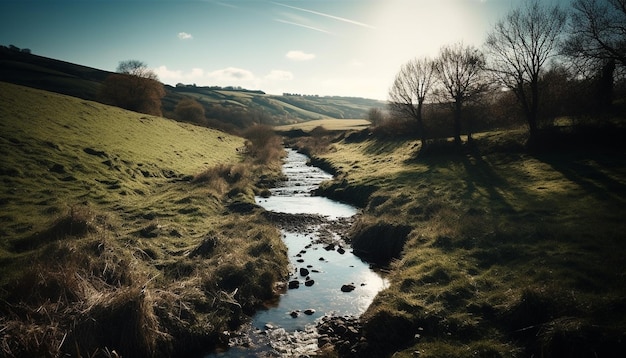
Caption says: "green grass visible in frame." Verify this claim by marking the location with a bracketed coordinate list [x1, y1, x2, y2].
[0, 82, 289, 357]
[303, 130, 626, 357]
[0, 81, 244, 244]
[275, 118, 371, 132]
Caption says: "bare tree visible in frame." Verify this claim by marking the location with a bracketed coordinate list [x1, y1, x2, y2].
[434, 42, 486, 144]
[367, 107, 386, 126]
[388, 57, 436, 145]
[116, 60, 159, 80]
[563, 0, 626, 110]
[485, 0, 567, 140]
[100, 60, 165, 116]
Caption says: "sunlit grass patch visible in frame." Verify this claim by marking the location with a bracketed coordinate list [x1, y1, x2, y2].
[275, 118, 371, 132]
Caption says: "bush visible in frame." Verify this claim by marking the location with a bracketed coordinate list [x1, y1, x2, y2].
[175, 98, 206, 124]
[99, 73, 165, 116]
[242, 125, 284, 165]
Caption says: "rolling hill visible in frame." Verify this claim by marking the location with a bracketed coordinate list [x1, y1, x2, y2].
[0, 46, 385, 128]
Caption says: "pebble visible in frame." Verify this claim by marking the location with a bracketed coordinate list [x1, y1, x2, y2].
[341, 284, 356, 292]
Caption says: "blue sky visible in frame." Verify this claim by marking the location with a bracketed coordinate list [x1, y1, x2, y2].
[1, 0, 571, 100]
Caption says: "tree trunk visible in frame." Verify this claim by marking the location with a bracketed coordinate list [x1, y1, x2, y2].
[453, 101, 462, 145]
[598, 59, 615, 112]
[417, 101, 426, 147]
[528, 78, 540, 141]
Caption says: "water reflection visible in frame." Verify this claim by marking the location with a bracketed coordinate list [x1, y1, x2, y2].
[252, 229, 387, 332]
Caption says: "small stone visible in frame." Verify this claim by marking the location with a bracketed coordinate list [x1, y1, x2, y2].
[337, 247, 346, 254]
[290, 310, 299, 318]
[288, 280, 300, 289]
[299, 268, 309, 276]
[304, 308, 316, 315]
[305, 279, 315, 287]
[341, 284, 356, 292]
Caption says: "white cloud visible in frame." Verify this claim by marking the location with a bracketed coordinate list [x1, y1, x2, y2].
[207, 67, 255, 82]
[286, 50, 316, 61]
[265, 70, 293, 81]
[154, 65, 183, 81]
[153, 66, 204, 83]
[178, 32, 193, 40]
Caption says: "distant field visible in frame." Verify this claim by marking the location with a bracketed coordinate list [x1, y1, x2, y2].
[274, 118, 371, 132]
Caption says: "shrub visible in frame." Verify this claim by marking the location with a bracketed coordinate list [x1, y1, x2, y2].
[175, 98, 206, 124]
[99, 73, 165, 116]
[242, 124, 284, 165]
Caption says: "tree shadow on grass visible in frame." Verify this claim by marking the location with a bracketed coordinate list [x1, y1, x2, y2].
[534, 150, 626, 205]
[363, 139, 417, 156]
[459, 151, 519, 214]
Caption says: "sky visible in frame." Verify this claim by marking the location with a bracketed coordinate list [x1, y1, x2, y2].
[0, 0, 571, 100]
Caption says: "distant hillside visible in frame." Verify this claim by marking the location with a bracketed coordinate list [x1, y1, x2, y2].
[0, 46, 385, 128]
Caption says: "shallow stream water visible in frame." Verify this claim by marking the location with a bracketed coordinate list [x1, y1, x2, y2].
[207, 148, 387, 357]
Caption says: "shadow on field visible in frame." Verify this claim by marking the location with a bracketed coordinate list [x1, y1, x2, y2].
[535, 151, 626, 205]
[363, 139, 412, 155]
[459, 153, 518, 214]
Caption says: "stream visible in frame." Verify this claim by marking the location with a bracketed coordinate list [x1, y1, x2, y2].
[207, 148, 387, 357]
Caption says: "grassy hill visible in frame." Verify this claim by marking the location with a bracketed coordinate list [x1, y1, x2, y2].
[0, 81, 289, 357]
[0, 47, 385, 128]
[297, 130, 626, 357]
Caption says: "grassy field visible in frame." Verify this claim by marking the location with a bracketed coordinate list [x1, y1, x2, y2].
[303, 130, 626, 357]
[0, 82, 289, 357]
[275, 118, 371, 132]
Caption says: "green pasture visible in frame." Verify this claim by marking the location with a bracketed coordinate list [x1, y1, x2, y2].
[275, 118, 371, 132]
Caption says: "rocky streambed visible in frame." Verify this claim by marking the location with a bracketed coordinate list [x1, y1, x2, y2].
[207, 148, 387, 357]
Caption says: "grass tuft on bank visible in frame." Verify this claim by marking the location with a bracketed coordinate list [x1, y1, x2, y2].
[0, 81, 289, 357]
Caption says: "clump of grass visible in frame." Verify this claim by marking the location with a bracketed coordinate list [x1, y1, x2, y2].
[11, 205, 96, 252]
[193, 163, 250, 195]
